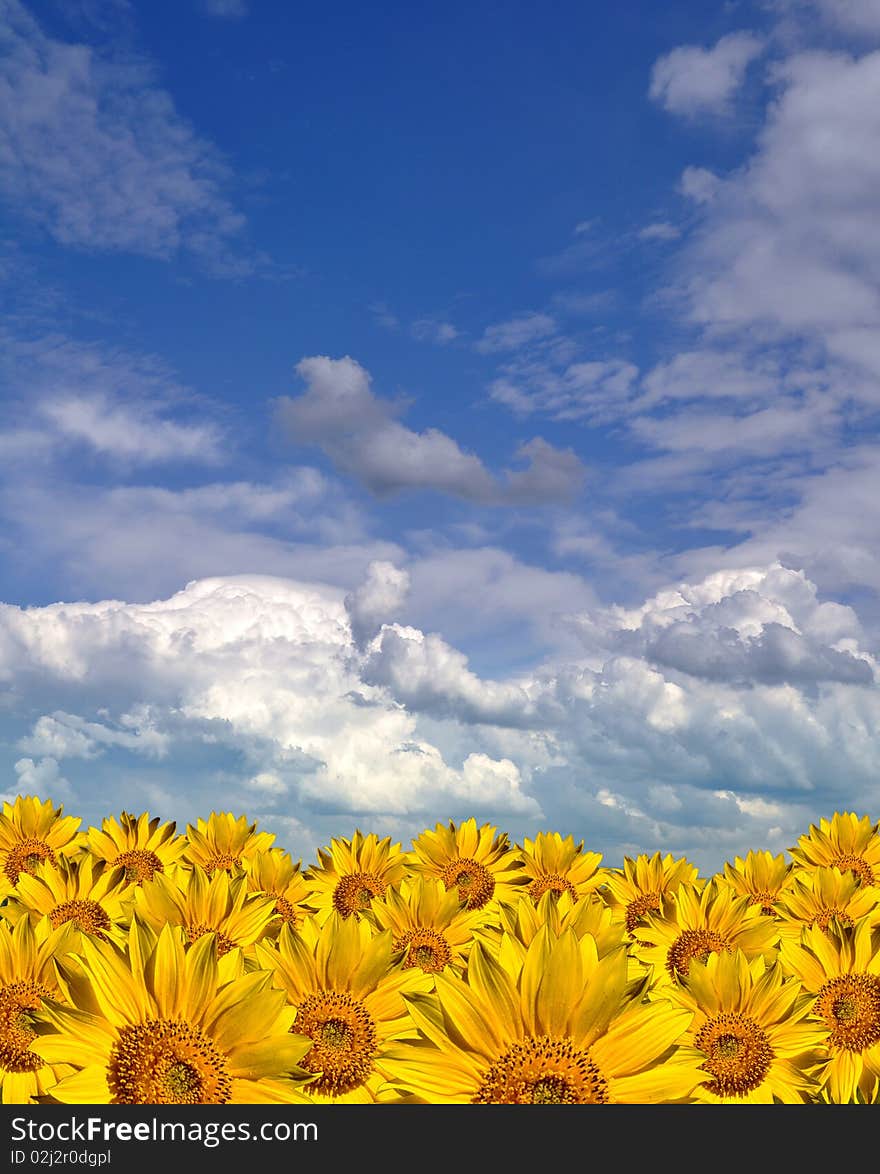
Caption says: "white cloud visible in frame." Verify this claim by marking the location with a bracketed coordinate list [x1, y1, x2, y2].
[345, 560, 410, 649]
[678, 166, 722, 204]
[474, 313, 558, 354]
[0, 0, 249, 267]
[780, 0, 880, 36]
[13, 756, 71, 797]
[411, 319, 458, 344]
[273, 354, 586, 505]
[490, 358, 640, 423]
[639, 221, 681, 241]
[649, 31, 765, 116]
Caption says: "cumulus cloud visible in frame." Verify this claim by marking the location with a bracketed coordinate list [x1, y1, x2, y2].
[345, 560, 410, 649]
[649, 31, 766, 117]
[273, 355, 586, 505]
[678, 166, 722, 204]
[0, 0, 250, 268]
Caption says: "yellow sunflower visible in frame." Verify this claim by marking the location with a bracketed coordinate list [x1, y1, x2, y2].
[0, 796, 82, 900]
[721, 850, 797, 916]
[666, 949, 824, 1103]
[631, 879, 780, 991]
[599, 850, 703, 944]
[0, 916, 80, 1104]
[774, 866, 880, 943]
[368, 875, 486, 977]
[83, 810, 187, 885]
[788, 811, 880, 888]
[383, 926, 704, 1103]
[131, 864, 279, 960]
[2, 856, 134, 948]
[406, 818, 529, 912]
[181, 812, 276, 875]
[779, 919, 880, 1103]
[303, 830, 410, 921]
[253, 913, 432, 1103]
[517, 831, 606, 904]
[243, 848, 312, 936]
[487, 889, 631, 961]
[29, 921, 316, 1104]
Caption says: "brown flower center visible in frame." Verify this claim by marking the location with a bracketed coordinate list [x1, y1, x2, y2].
[473, 1036, 610, 1104]
[108, 1019, 232, 1104]
[3, 838, 57, 885]
[392, 927, 453, 973]
[184, 924, 236, 957]
[696, 1011, 774, 1097]
[625, 891, 662, 935]
[528, 874, 577, 903]
[332, 872, 387, 919]
[440, 857, 495, 910]
[666, 929, 732, 978]
[49, 900, 112, 940]
[814, 974, 880, 1052]
[0, 980, 52, 1073]
[201, 852, 242, 875]
[829, 853, 876, 887]
[272, 895, 300, 928]
[114, 849, 164, 885]
[294, 991, 378, 1096]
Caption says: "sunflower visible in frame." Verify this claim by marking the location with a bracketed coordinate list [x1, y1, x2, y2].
[252, 913, 432, 1103]
[181, 812, 276, 876]
[631, 879, 780, 991]
[788, 811, 880, 888]
[721, 850, 797, 916]
[487, 890, 632, 966]
[383, 926, 704, 1103]
[517, 831, 606, 904]
[0, 796, 82, 900]
[368, 875, 485, 977]
[599, 851, 703, 945]
[83, 811, 187, 885]
[774, 866, 880, 943]
[2, 856, 134, 948]
[131, 865, 279, 960]
[303, 830, 410, 921]
[666, 949, 824, 1103]
[778, 919, 880, 1103]
[29, 921, 316, 1104]
[243, 848, 312, 936]
[0, 916, 80, 1104]
[407, 819, 529, 913]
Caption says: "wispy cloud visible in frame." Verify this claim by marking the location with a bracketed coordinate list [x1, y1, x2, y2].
[649, 31, 765, 117]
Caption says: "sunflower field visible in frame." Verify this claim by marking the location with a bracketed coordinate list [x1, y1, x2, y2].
[1, 795, 880, 1106]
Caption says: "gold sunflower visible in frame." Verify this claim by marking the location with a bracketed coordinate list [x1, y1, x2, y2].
[2, 856, 134, 948]
[631, 878, 780, 991]
[788, 811, 880, 888]
[0, 796, 82, 900]
[253, 912, 432, 1103]
[303, 830, 410, 921]
[383, 926, 704, 1103]
[517, 831, 606, 904]
[406, 818, 529, 912]
[779, 919, 880, 1103]
[0, 916, 80, 1104]
[83, 810, 187, 885]
[29, 921, 316, 1104]
[486, 889, 632, 967]
[774, 866, 880, 943]
[181, 812, 276, 876]
[368, 875, 486, 977]
[243, 848, 312, 936]
[721, 850, 797, 915]
[599, 850, 703, 944]
[667, 948, 824, 1103]
[131, 864, 279, 960]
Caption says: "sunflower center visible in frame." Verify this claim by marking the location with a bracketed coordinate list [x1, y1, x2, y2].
[528, 874, 577, 902]
[184, 923, 235, 957]
[814, 974, 880, 1052]
[114, 849, 164, 885]
[696, 1011, 774, 1097]
[829, 853, 876, 887]
[108, 1019, 232, 1104]
[272, 895, 299, 928]
[3, 838, 57, 885]
[202, 852, 242, 875]
[49, 900, 111, 939]
[0, 980, 52, 1073]
[811, 905, 855, 933]
[332, 872, 387, 919]
[392, 927, 453, 973]
[473, 1036, 610, 1104]
[295, 991, 378, 1096]
[625, 891, 662, 935]
[666, 929, 732, 978]
[748, 890, 777, 915]
[440, 857, 495, 910]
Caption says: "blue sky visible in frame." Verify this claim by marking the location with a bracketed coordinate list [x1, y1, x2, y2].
[2, 0, 880, 874]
